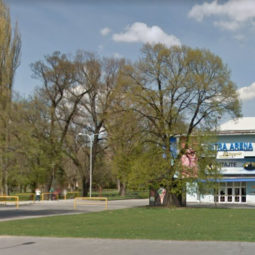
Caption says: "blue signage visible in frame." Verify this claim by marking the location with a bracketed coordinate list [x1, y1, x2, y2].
[170, 137, 177, 158]
[217, 142, 253, 152]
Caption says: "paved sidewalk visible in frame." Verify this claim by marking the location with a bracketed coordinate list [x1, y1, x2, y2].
[0, 199, 148, 221]
[0, 236, 254, 255]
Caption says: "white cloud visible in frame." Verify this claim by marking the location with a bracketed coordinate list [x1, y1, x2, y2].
[238, 82, 255, 101]
[188, 0, 255, 31]
[214, 20, 240, 31]
[112, 22, 181, 47]
[100, 27, 111, 36]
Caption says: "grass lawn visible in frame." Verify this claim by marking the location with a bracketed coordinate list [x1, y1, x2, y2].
[0, 207, 255, 241]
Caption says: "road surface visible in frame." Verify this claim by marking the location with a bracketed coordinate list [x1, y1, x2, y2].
[0, 199, 148, 221]
[0, 236, 254, 255]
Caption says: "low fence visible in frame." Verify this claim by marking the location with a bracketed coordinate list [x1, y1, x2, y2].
[10, 191, 82, 201]
[0, 195, 19, 208]
[64, 192, 81, 200]
[73, 197, 108, 210]
[42, 192, 59, 201]
[14, 193, 35, 202]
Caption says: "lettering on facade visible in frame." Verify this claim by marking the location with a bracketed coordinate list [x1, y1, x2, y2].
[216, 142, 253, 152]
[219, 161, 255, 170]
[221, 162, 237, 167]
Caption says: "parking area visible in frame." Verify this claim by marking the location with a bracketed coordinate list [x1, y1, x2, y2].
[0, 199, 148, 221]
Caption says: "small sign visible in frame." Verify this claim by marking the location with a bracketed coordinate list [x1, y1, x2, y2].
[217, 151, 244, 159]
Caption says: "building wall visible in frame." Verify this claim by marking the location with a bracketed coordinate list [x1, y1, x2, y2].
[186, 193, 214, 203]
[246, 182, 255, 203]
[186, 183, 215, 203]
[187, 133, 255, 204]
[217, 135, 255, 175]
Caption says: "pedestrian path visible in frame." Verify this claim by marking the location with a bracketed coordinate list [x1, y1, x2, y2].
[0, 236, 253, 255]
[0, 199, 148, 221]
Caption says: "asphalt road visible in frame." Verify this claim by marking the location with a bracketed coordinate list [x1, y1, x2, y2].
[0, 236, 254, 255]
[0, 199, 148, 221]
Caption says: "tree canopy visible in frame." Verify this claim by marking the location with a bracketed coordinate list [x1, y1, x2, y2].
[0, 1, 242, 205]
[120, 44, 241, 205]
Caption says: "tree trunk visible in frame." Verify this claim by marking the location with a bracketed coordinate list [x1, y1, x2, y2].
[164, 192, 182, 207]
[181, 186, 187, 207]
[119, 182, 126, 196]
[47, 173, 54, 192]
[153, 188, 185, 207]
[117, 179, 121, 193]
[1, 166, 8, 195]
[82, 176, 89, 197]
[98, 185, 102, 196]
[31, 182, 36, 193]
[149, 188, 156, 206]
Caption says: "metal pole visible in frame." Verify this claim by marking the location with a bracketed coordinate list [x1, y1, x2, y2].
[78, 133, 96, 198]
[89, 135, 93, 198]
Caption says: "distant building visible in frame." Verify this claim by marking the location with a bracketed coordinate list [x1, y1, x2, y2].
[187, 117, 255, 204]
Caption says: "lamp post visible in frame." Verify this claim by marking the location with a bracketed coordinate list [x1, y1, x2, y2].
[78, 133, 98, 197]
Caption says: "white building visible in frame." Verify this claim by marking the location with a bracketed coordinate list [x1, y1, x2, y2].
[187, 117, 255, 204]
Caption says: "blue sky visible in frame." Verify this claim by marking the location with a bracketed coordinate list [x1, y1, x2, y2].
[6, 0, 255, 117]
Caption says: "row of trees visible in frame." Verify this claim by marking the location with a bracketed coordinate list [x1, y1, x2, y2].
[0, 0, 241, 205]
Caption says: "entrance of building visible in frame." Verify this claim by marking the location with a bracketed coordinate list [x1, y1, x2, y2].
[215, 182, 246, 203]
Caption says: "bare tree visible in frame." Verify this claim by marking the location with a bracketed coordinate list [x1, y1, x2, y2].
[31, 51, 91, 191]
[65, 52, 124, 196]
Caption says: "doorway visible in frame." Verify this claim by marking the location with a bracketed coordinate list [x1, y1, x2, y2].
[215, 182, 246, 203]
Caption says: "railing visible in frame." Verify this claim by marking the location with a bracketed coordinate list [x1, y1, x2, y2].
[41, 192, 59, 201]
[0, 196, 19, 208]
[64, 192, 81, 200]
[74, 197, 108, 210]
[14, 193, 35, 202]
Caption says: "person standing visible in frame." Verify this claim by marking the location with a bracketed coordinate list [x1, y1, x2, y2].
[35, 188, 41, 201]
[50, 187, 54, 200]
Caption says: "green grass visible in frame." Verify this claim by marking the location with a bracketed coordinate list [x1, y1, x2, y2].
[1, 207, 255, 241]
[92, 190, 148, 200]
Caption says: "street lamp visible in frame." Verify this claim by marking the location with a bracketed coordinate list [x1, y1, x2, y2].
[78, 133, 98, 197]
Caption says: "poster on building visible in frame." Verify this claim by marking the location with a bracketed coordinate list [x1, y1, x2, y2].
[157, 187, 166, 204]
[181, 148, 198, 177]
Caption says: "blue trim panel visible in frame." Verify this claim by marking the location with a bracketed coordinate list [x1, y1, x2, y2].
[200, 178, 255, 183]
[218, 178, 255, 182]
